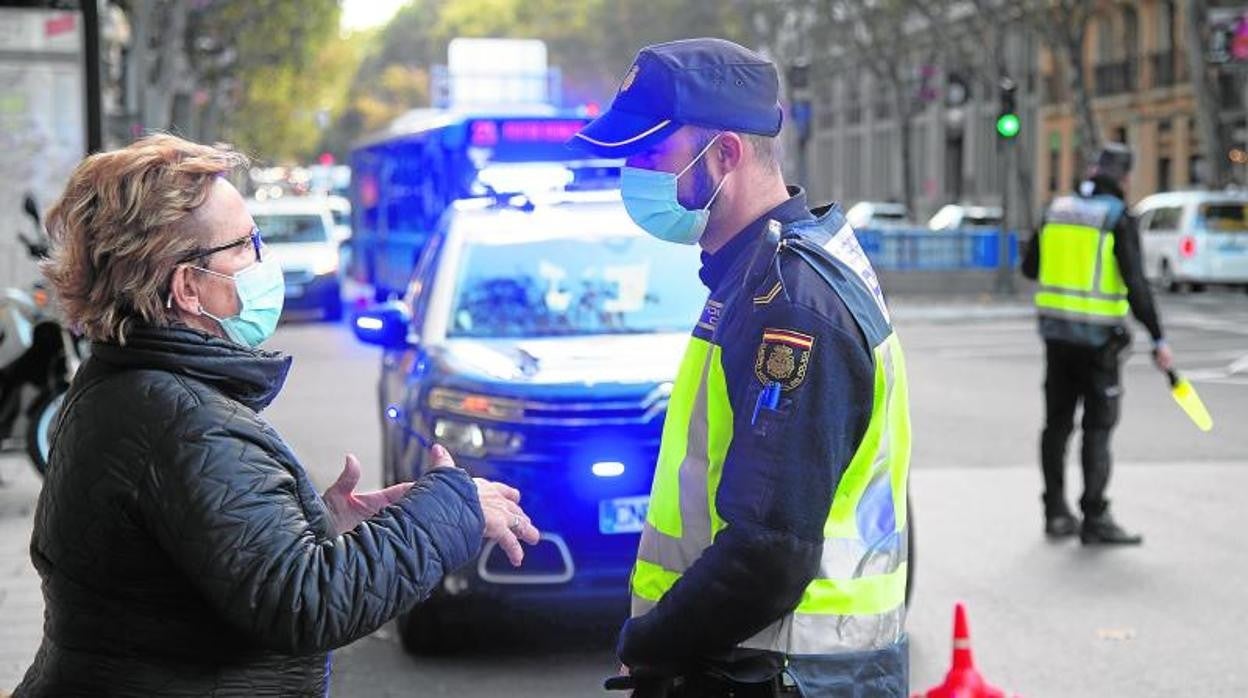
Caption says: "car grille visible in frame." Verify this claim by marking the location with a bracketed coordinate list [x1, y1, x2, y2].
[512, 384, 670, 427]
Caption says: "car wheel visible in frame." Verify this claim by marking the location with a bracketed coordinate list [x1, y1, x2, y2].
[397, 602, 473, 655]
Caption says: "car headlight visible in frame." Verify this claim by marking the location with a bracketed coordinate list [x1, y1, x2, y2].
[433, 419, 523, 458]
[427, 387, 525, 421]
[312, 249, 340, 276]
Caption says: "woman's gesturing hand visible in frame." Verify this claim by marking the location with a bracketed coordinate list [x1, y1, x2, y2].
[428, 445, 541, 565]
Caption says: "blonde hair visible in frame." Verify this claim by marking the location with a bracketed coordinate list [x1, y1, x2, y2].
[43, 134, 248, 344]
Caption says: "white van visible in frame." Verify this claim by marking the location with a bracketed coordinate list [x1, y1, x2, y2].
[1135, 190, 1248, 291]
[247, 196, 348, 320]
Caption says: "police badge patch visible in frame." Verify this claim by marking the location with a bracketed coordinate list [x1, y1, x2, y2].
[754, 328, 814, 391]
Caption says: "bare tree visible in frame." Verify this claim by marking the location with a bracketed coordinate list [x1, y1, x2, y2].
[1021, 0, 1101, 169]
[1185, 0, 1232, 187]
[814, 0, 950, 216]
[112, 0, 193, 141]
[931, 0, 1040, 229]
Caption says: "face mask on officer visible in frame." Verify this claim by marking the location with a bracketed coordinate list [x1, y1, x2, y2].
[621, 133, 730, 245]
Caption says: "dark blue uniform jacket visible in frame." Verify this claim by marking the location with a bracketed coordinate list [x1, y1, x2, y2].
[619, 189, 905, 694]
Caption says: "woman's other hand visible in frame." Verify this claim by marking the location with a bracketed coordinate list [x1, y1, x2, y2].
[426, 445, 540, 565]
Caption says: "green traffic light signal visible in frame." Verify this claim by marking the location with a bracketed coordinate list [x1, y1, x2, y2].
[996, 113, 1021, 139]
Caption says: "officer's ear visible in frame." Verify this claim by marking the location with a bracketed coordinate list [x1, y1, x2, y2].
[714, 132, 746, 176]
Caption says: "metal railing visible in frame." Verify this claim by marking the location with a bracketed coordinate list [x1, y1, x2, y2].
[853, 228, 1019, 271]
[1148, 50, 1183, 89]
[1093, 60, 1138, 97]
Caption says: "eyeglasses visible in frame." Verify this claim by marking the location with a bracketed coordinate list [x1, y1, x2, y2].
[179, 227, 263, 265]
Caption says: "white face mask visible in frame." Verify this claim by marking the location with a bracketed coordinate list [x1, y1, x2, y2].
[620, 134, 729, 245]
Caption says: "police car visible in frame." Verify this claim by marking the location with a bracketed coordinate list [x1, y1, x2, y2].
[352, 187, 704, 653]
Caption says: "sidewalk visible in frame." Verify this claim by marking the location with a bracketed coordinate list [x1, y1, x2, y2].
[906, 460, 1248, 697]
[0, 455, 41, 692]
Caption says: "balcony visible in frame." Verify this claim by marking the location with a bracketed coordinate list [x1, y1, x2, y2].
[1148, 50, 1186, 89]
[846, 103, 863, 125]
[1043, 72, 1066, 105]
[1094, 59, 1137, 97]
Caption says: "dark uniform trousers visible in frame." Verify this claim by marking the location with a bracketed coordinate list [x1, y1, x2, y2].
[1041, 336, 1127, 518]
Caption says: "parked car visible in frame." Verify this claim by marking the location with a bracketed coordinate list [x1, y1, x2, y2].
[846, 201, 912, 230]
[1135, 190, 1248, 292]
[351, 190, 705, 653]
[927, 203, 1003, 232]
[247, 196, 349, 320]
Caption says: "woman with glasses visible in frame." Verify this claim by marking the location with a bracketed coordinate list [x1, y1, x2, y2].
[14, 134, 538, 697]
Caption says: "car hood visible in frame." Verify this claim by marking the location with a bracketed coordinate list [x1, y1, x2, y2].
[435, 332, 690, 387]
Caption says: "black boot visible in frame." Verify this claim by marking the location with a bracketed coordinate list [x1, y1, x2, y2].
[1080, 506, 1143, 545]
[1042, 496, 1079, 539]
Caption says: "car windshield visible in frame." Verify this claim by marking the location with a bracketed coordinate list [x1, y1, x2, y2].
[447, 234, 704, 338]
[1198, 203, 1248, 233]
[252, 214, 329, 244]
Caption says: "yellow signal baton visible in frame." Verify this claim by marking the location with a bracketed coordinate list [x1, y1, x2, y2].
[1167, 370, 1213, 432]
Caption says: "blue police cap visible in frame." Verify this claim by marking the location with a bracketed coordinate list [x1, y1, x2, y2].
[571, 38, 783, 158]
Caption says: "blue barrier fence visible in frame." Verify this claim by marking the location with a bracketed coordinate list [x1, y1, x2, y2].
[853, 228, 1019, 271]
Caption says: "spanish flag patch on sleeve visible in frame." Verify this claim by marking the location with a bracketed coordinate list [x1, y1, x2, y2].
[754, 328, 815, 390]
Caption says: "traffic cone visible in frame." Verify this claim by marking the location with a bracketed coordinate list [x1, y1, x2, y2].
[914, 603, 1014, 698]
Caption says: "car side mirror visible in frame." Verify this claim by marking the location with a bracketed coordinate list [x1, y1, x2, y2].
[352, 301, 413, 349]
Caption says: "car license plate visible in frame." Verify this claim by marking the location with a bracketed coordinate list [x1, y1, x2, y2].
[599, 495, 649, 534]
[285, 285, 304, 298]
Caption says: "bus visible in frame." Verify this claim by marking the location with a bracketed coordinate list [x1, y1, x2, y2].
[346, 106, 603, 299]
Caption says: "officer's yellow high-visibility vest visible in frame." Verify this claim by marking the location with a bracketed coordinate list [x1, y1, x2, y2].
[1034, 194, 1130, 324]
[631, 220, 910, 657]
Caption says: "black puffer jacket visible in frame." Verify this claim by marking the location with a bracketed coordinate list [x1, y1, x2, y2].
[15, 326, 484, 697]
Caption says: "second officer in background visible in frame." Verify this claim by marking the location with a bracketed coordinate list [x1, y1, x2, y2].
[1022, 143, 1175, 545]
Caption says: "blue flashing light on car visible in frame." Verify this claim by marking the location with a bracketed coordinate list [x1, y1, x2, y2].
[355, 316, 384, 332]
[591, 461, 626, 478]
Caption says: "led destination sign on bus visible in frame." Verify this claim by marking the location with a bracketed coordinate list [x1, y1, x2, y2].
[469, 119, 587, 147]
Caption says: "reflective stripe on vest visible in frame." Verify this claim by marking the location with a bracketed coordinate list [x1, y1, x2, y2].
[631, 330, 911, 656]
[1035, 197, 1129, 323]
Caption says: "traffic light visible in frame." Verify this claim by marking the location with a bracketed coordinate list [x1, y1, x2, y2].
[996, 77, 1020, 140]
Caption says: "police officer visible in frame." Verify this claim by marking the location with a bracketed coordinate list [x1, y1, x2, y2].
[1022, 143, 1175, 545]
[572, 38, 910, 697]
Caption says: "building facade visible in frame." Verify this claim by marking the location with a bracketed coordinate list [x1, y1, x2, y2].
[1036, 0, 1243, 207]
[797, 10, 1041, 226]
[796, 1, 1240, 226]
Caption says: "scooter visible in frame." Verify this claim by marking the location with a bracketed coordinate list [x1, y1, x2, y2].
[0, 196, 86, 476]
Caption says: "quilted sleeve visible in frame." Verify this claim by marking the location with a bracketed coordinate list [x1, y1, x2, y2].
[138, 402, 484, 654]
